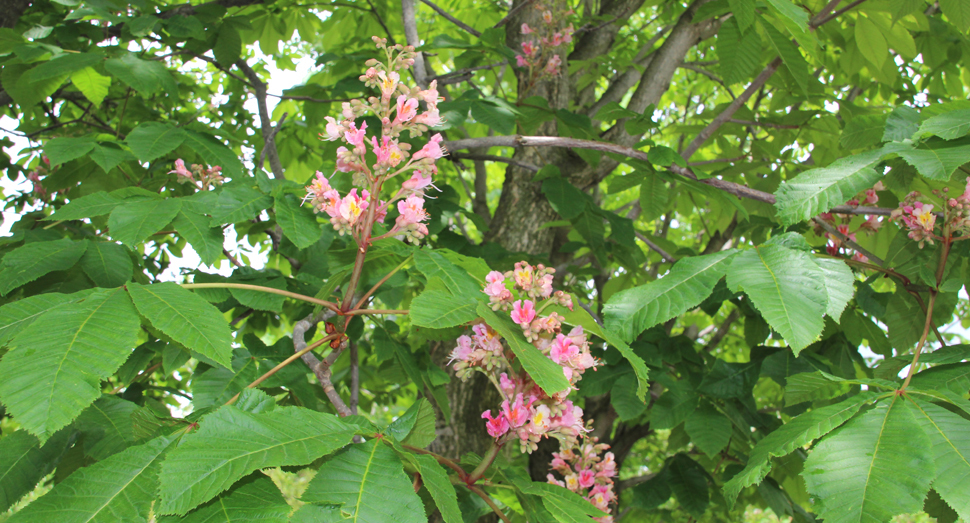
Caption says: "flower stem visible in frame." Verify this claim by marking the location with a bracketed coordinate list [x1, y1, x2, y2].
[468, 441, 502, 484]
[181, 283, 340, 312]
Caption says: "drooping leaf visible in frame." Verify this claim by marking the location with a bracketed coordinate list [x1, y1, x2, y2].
[774, 147, 887, 225]
[650, 379, 698, 430]
[685, 402, 732, 457]
[638, 172, 669, 221]
[604, 250, 737, 343]
[210, 184, 273, 224]
[157, 405, 355, 515]
[104, 53, 177, 97]
[7, 434, 177, 523]
[896, 143, 970, 181]
[717, 17, 761, 85]
[213, 25, 242, 66]
[107, 198, 182, 247]
[386, 398, 438, 448]
[854, 16, 888, 68]
[125, 122, 187, 162]
[274, 193, 323, 249]
[158, 475, 291, 523]
[44, 136, 96, 166]
[909, 397, 970, 521]
[667, 453, 710, 518]
[413, 454, 462, 523]
[726, 245, 828, 353]
[0, 288, 141, 442]
[173, 209, 225, 266]
[723, 392, 876, 505]
[0, 238, 87, 296]
[71, 66, 111, 106]
[611, 372, 647, 421]
[541, 177, 587, 220]
[410, 288, 479, 328]
[814, 257, 855, 321]
[0, 429, 72, 512]
[940, 0, 970, 33]
[301, 440, 425, 523]
[802, 396, 935, 523]
[74, 395, 139, 460]
[127, 282, 233, 368]
[478, 303, 570, 395]
[80, 240, 133, 287]
[46, 191, 125, 221]
[414, 248, 481, 299]
[916, 108, 970, 140]
[762, 20, 809, 95]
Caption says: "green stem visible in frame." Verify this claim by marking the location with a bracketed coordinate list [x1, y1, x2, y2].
[468, 441, 502, 484]
[225, 333, 338, 406]
[342, 308, 408, 316]
[900, 291, 936, 392]
[467, 484, 511, 523]
[180, 283, 340, 312]
[354, 254, 412, 310]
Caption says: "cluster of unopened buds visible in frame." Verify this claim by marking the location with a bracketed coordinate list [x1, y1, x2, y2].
[26, 155, 52, 202]
[515, 0, 574, 80]
[814, 181, 884, 262]
[890, 177, 970, 248]
[547, 440, 617, 523]
[448, 261, 614, 518]
[169, 159, 224, 190]
[304, 37, 445, 245]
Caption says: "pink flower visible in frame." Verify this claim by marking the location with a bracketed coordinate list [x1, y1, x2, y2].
[502, 394, 531, 428]
[545, 55, 562, 75]
[338, 189, 368, 224]
[402, 170, 434, 194]
[864, 188, 879, 205]
[542, 10, 553, 23]
[521, 23, 533, 34]
[323, 116, 341, 141]
[371, 135, 405, 167]
[335, 146, 364, 173]
[169, 159, 193, 180]
[522, 41, 537, 57]
[413, 108, 442, 127]
[395, 95, 419, 123]
[344, 121, 368, 149]
[511, 300, 536, 325]
[412, 133, 445, 161]
[550, 334, 578, 364]
[482, 410, 510, 438]
[578, 469, 596, 489]
[516, 54, 529, 67]
[449, 335, 474, 366]
[912, 203, 936, 231]
[378, 70, 400, 99]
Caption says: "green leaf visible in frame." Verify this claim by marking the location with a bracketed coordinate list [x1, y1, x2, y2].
[698, 358, 761, 399]
[726, 245, 827, 353]
[387, 398, 437, 448]
[191, 356, 259, 409]
[897, 143, 970, 181]
[0, 429, 71, 512]
[213, 25, 242, 66]
[940, 0, 970, 32]
[883, 105, 921, 142]
[603, 250, 737, 343]
[650, 379, 698, 430]
[158, 405, 355, 515]
[571, 211, 606, 248]
[8, 434, 177, 523]
[274, 193, 322, 249]
[46, 191, 124, 221]
[0, 292, 84, 348]
[477, 303, 570, 395]
[1, 63, 66, 109]
[126, 122, 187, 163]
[210, 184, 273, 224]
[74, 395, 139, 460]
[173, 209, 225, 266]
[719, 18, 762, 87]
[855, 16, 887, 67]
[104, 54, 177, 97]
[916, 109, 970, 140]
[471, 99, 518, 135]
[909, 398, 970, 521]
[638, 172, 669, 221]
[722, 392, 875, 506]
[127, 282, 233, 368]
[107, 198, 182, 247]
[841, 310, 892, 357]
[814, 257, 855, 321]
[541, 177, 587, 220]
[685, 402, 732, 457]
[414, 454, 462, 523]
[71, 66, 111, 106]
[159, 475, 291, 523]
[774, 147, 887, 225]
[301, 440, 425, 523]
[182, 130, 244, 180]
[89, 144, 137, 173]
[667, 453, 709, 518]
[727, 0, 754, 31]
[414, 249, 481, 298]
[80, 240, 133, 287]
[228, 276, 287, 312]
[611, 372, 647, 421]
[31, 53, 102, 81]
[44, 136, 96, 166]
[840, 114, 887, 150]
[0, 238, 87, 296]
[803, 396, 935, 523]
[0, 288, 141, 442]
[524, 482, 607, 521]
[764, 0, 808, 31]
[410, 289, 479, 328]
[164, 15, 205, 39]
[784, 370, 851, 405]
[763, 20, 809, 95]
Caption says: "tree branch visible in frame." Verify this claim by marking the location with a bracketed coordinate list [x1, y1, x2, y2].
[418, 0, 481, 37]
[236, 60, 286, 179]
[401, 0, 429, 88]
[635, 231, 677, 263]
[294, 312, 353, 417]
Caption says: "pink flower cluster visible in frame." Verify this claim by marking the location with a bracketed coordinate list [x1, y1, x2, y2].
[890, 179, 970, 248]
[26, 155, 52, 202]
[547, 440, 617, 523]
[305, 37, 447, 245]
[169, 159, 224, 190]
[515, 1, 574, 80]
[814, 181, 884, 262]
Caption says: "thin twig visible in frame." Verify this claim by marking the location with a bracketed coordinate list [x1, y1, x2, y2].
[467, 485, 511, 523]
[224, 333, 338, 406]
[181, 283, 341, 312]
[418, 0, 481, 37]
[401, 0, 429, 87]
[236, 60, 286, 179]
[727, 119, 799, 129]
[811, 217, 885, 266]
[635, 231, 677, 263]
[222, 248, 245, 268]
[493, 0, 535, 28]
[258, 112, 288, 172]
[450, 152, 540, 172]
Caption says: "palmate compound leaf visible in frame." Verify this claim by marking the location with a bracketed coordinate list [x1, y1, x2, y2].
[722, 392, 877, 506]
[602, 250, 738, 344]
[157, 405, 356, 515]
[477, 302, 570, 395]
[301, 439, 425, 523]
[390, 441, 463, 523]
[0, 288, 141, 442]
[7, 434, 177, 523]
[158, 474, 291, 523]
[908, 396, 970, 521]
[126, 282, 233, 369]
[0, 290, 92, 348]
[774, 146, 889, 226]
[726, 245, 828, 354]
[0, 238, 87, 296]
[802, 395, 935, 523]
[0, 429, 72, 512]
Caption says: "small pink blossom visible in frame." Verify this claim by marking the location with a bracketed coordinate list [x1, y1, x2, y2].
[482, 410, 510, 438]
[502, 394, 531, 428]
[395, 95, 419, 123]
[169, 159, 193, 180]
[323, 116, 342, 141]
[413, 133, 445, 161]
[516, 55, 529, 67]
[521, 23, 533, 34]
[344, 121, 368, 149]
[511, 300, 536, 325]
[522, 41, 537, 57]
[578, 469, 596, 489]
